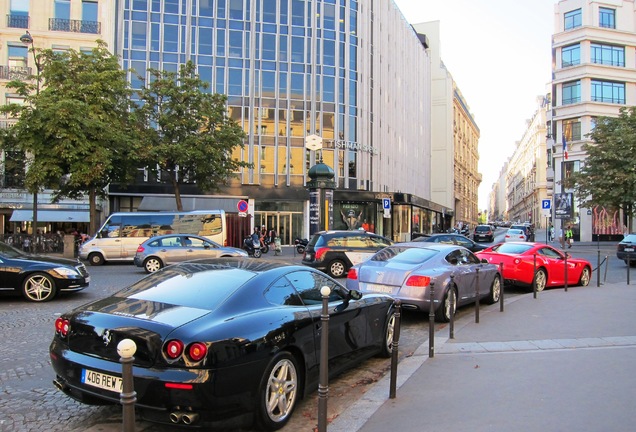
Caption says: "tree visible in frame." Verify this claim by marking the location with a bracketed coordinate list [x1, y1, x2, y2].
[563, 106, 636, 231]
[0, 41, 140, 235]
[134, 61, 251, 211]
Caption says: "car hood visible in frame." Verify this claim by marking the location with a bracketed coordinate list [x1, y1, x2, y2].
[64, 296, 211, 367]
[11, 254, 81, 267]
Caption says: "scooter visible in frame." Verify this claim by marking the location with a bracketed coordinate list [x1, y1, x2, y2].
[243, 236, 262, 258]
[294, 237, 308, 254]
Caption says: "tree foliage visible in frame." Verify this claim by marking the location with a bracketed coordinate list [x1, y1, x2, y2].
[564, 106, 636, 230]
[134, 61, 251, 211]
[0, 41, 139, 234]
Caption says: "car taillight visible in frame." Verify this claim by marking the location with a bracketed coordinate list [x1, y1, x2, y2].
[55, 317, 70, 337]
[188, 342, 208, 362]
[315, 247, 330, 260]
[405, 275, 431, 287]
[136, 245, 145, 253]
[347, 268, 358, 280]
[165, 339, 185, 359]
[513, 258, 521, 265]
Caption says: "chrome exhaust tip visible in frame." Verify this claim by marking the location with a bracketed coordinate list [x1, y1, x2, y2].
[169, 412, 183, 424]
[182, 412, 200, 425]
[53, 378, 67, 392]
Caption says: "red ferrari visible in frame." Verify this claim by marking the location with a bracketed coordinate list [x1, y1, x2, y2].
[475, 242, 592, 291]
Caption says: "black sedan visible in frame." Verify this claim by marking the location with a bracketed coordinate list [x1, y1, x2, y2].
[50, 258, 395, 430]
[413, 233, 488, 252]
[0, 241, 89, 302]
[617, 233, 636, 266]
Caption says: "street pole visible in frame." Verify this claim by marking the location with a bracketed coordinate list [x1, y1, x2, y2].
[20, 31, 40, 239]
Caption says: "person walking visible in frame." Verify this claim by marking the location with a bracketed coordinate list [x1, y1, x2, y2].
[565, 225, 574, 248]
[549, 224, 555, 242]
[558, 226, 565, 249]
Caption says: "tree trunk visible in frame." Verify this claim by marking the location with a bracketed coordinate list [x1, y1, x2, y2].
[89, 187, 98, 235]
[171, 174, 183, 211]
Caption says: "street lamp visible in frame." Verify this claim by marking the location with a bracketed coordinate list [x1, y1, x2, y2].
[20, 31, 41, 238]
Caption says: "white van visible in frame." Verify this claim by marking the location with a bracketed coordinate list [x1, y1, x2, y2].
[79, 210, 227, 265]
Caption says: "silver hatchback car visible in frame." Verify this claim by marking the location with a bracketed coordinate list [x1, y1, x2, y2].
[134, 234, 248, 273]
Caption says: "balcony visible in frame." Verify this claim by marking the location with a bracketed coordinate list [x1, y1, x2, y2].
[49, 18, 101, 34]
[0, 65, 31, 81]
[7, 14, 29, 28]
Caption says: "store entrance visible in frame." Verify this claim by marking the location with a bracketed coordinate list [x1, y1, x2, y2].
[254, 211, 303, 245]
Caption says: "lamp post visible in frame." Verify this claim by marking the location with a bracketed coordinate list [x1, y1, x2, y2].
[20, 31, 40, 238]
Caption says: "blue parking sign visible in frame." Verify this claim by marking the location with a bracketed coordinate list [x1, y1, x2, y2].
[382, 198, 391, 210]
[542, 199, 551, 210]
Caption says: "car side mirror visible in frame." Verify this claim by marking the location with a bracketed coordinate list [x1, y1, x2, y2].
[481, 258, 489, 264]
[349, 289, 362, 300]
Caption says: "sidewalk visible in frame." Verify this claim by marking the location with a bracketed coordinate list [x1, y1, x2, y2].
[331, 282, 636, 432]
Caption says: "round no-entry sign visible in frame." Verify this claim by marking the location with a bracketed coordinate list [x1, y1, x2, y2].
[237, 200, 248, 213]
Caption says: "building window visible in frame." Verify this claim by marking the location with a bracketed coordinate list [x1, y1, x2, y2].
[591, 80, 625, 104]
[564, 9, 582, 30]
[599, 7, 615, 29]
[590, 43, 624, 67]
[562, 119, 581, 142]
[562, 81, 580, 105]
[561, 44, 580, 67]
[9, 0, 29, 28]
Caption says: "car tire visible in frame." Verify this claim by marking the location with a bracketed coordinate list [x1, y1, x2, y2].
[22, 272, 57, 302]
[578, 267, 591, 286]
[379, 310, 396, 358]
[435, 285, 456, 322]
[533, 268, 547, 292]
[327, 259, 347, 278]
[296, 246, 305, 254]
[485, 275, 501, 304]
[88, 253, 105, 266]
[256, 352, 300, 431]
[143, 257, 163, 273]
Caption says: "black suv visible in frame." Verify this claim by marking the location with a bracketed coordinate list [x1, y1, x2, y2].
[302, 230, 392, 278]
[473, 224, 494, 242]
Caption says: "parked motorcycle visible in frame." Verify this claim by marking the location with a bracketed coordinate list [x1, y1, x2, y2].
[294, 237, 308, 254]
[243, 236, 263, 258]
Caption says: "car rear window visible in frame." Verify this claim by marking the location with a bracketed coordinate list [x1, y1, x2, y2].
[114, 267, 255, 310]
[371, 246, 437, 263]
[621, 234, 636, 243]
[475, 226, 490, 232]
[493, 243, 533, 254]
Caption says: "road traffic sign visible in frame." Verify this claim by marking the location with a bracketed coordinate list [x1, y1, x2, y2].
[542, 199, 551, 210]
[382, 198, 391, 210]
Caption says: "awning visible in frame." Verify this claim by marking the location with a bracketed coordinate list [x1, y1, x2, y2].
[138, 196, 239, 213]
[9, 210, 90, 223]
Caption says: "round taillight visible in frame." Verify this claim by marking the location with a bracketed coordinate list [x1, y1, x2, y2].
[55, 317, 70, 337]
[165, 340, 184, 359]
[513, 258, 521, 265]
[188, 342, 208, 362]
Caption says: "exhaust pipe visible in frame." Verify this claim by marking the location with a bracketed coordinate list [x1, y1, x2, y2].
[182, 412, 200, 425]
[169, 411, 183, 424]
[53, 378, 69, 392]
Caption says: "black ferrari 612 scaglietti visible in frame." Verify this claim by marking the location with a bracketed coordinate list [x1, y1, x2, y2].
[50, 258, 395, 430]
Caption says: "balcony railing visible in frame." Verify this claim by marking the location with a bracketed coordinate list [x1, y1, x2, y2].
[0, 65, 31, 81]
[49, 18, 101, 34]
[7, 14, 29, 28]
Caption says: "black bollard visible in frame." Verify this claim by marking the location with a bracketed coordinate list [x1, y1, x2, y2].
[317, 286, 331, 432]
[597, 250, 601, 287]
[429, 282, 435, 358]
[628, 257, 631, 285]
[533, 253, 537, 299]
[449, 275, 455, 339]
[564, 253, 568, 292]
[117, 339, 137, 432]
[389, 300, 401, 399]
[499, 263, 505, 312]
[474, 268, 480, 323]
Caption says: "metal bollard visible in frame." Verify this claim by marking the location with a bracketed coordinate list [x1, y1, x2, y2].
[564, 253, 568, 292]
[628, 257, 631, 285]
[318, 286, 331, 432]
[474, 268, 480, 323]
[389, 300, 402, 399]
[117, 339, 137, 432]
[499, 263, 505, 312]
[533, 253, 537, 299]
[429, 281, 435, 358]
[597, 250, 601, 287]
[449, 275, 455, 339]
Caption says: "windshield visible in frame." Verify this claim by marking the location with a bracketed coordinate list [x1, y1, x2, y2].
[0, 241, 26, 258]
[492, 243, 533, 254]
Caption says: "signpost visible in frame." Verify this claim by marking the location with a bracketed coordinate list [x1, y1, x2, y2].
[237, 199, 248, 217]
[542, 199, 551, 244]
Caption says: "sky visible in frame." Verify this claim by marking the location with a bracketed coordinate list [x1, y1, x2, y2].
[392, 0, 558, 210]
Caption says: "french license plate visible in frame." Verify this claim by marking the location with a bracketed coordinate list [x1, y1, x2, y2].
[82, 369, 122, 393]
[625, 248, 634, 252]
[365, 283, 394, 294]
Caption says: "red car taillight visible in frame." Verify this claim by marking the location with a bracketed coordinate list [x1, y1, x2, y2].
[55, 317, 70, 337]
[164, 340, 208, 363]
[513, 258, 521, 265]
[188, 342, 208, 362]
[165, 339, 185, 359]
[405, 275, 431, 287]
[315, 247, 330, 260]
[347, 268, 358, 280]
[136, 245, 145, 253]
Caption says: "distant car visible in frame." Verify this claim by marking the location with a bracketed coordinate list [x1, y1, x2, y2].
[617, 233, 636, 266]
[134, 233, 247, 273]
[50, 259, 396, 430]
[302, 230, 393, 278]
[0, 241, 89, 302]
[413, 233, 487, 252]
[346, 243, 502, 322]
[476, 242, 592, 291]
[504, 228, 526, 242]
[510, 224, 533, 241]
[473, 224, 495, 242]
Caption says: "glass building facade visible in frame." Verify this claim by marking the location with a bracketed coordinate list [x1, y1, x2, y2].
[111, 0, 450, 244]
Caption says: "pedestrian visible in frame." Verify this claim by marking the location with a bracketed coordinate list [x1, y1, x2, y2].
[565, 225, 574, 248]
[549, 225, 555, 242]
[558, 226, 565, 248]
